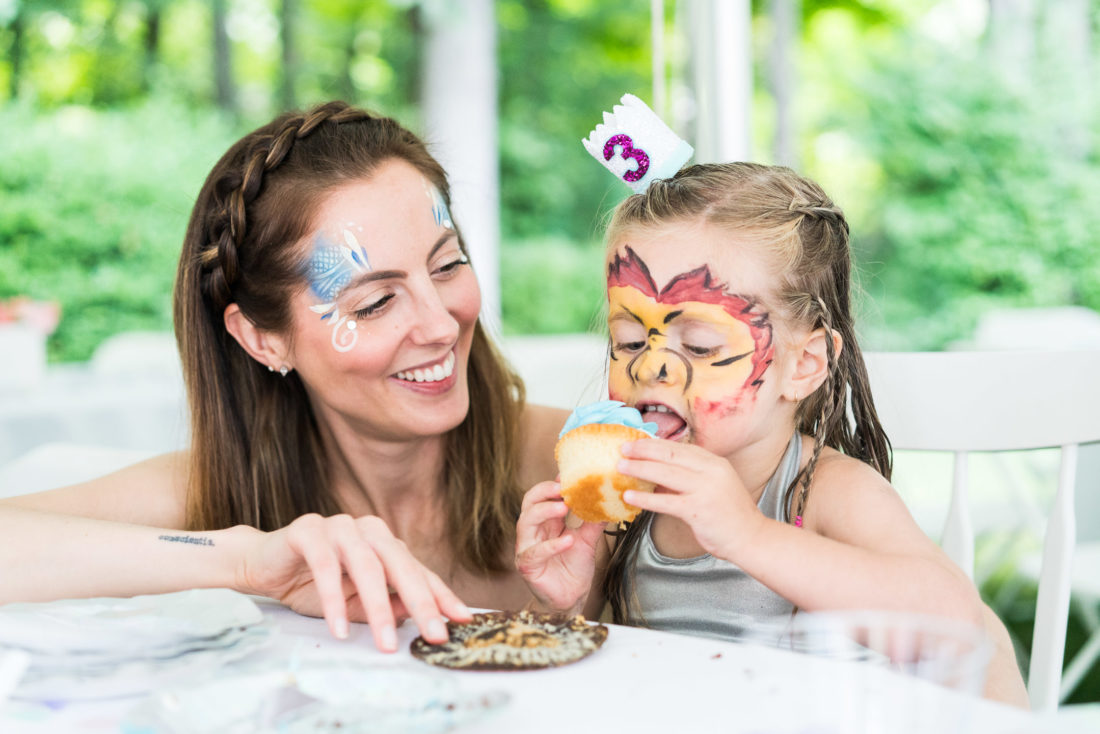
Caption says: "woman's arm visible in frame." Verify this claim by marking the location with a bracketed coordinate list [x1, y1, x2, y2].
[0, 454, 471, 652]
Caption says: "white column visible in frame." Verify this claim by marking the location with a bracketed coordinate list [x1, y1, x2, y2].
[688, 0, 752, 163]
[421, 0, 501, 334]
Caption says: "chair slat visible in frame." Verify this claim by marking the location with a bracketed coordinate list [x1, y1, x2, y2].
[940, 451, 975, 579]
[1028, 444, 1078, 711]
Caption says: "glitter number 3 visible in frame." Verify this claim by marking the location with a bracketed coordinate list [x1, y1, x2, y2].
[603, 134, 650, 183]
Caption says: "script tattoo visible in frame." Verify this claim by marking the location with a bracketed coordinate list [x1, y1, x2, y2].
[157, 534, 215, 547]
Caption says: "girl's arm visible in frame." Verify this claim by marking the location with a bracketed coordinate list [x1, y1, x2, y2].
[735, 453, 982, 622]
[620, 441, 983, 624]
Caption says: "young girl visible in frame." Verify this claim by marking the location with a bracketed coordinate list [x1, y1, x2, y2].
[515, 161, 1027, 706]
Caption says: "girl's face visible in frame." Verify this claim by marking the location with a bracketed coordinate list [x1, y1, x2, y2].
[606, 220, 791, 458]
[283, 158, 480, 442]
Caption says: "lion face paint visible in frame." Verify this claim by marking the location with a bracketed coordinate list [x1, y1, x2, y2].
[606, 245, 773, 441]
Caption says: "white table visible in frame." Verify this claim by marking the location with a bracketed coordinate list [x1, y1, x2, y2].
[0, 598, 1067, 734]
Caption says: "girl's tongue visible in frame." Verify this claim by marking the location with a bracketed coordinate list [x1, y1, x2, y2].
[639, 404, 688, 440]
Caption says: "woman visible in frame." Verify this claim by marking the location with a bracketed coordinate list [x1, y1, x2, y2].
[0, 101, 566, 653]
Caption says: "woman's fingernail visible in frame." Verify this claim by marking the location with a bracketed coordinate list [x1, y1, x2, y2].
[381, 626, 398, 650]
[429, 618, 448, 640]
[456, 602, 472, 616]
[334, 618, 349, 639]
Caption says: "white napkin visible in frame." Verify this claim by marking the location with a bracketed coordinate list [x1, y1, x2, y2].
[0, 589, 270, 701]
[0, 588, 263, 655]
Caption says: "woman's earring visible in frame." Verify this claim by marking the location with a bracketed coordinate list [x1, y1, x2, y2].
[268, 365, 275, 372]
[279, 365, 289, 377]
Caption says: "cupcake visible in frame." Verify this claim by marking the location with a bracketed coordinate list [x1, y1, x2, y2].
[555, 400, 658, 523]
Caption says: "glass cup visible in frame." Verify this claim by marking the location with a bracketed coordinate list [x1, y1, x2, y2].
[783, 610, 994, 734]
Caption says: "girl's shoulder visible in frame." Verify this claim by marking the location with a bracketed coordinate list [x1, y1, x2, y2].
[517, 403, 570, 487]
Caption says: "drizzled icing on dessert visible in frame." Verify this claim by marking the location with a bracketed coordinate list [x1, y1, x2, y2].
[559, 399, 658, 438]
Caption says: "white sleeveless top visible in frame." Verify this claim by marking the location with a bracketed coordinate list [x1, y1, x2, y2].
[622, 432, 801, 641]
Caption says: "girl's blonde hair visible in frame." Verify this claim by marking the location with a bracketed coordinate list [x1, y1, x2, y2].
[603, 162, 892, 622]
[175, 101, 525, 573]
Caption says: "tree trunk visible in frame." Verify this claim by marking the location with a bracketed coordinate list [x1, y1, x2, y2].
[212, 0, 236, 112]
[8, 9, 23, 99]
[769, 0, 800, 167]
[987, 0, 1038, 86]
[144, 4, 161, 92]
[279, 0, 298, 111]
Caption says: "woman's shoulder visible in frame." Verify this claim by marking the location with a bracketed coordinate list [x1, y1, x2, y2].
[0, 450, 191, 528]
[517, 403, 569, 486]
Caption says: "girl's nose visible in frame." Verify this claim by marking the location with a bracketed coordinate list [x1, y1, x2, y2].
[634, 349, 688, 389]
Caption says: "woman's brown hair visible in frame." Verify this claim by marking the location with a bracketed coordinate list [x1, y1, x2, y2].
[602, 161, 892, 622]
[174, 101, 525, 573]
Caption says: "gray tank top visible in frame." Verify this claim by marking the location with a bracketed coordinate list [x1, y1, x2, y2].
[623, 432, 802, 641]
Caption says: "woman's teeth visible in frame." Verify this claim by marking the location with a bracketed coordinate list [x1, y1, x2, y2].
[396, 353, 455, 383]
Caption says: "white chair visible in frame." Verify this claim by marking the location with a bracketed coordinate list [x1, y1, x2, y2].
[864, 350, 1100, 711]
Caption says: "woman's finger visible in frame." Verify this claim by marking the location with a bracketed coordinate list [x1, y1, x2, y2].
[332, 521, 399, 652]
[368, 534, 449, 645]
[289, 530, 351, 640]
[422, 569, 473, 623]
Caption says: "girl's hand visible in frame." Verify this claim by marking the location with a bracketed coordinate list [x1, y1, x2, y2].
[618, 439, 766, 562]
[514, 480, 605, 614]
[235, 513, 472, 652]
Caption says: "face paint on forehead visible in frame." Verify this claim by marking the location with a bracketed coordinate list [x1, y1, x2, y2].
[607, 245, 774, 389]
[425, 181, 454, 231]
[305, 224, 371, 354]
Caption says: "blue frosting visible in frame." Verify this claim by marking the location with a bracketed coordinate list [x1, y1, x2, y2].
[559, 400, 658, 439]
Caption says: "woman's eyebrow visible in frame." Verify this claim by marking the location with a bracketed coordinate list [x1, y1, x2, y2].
[344, 233, 458, 291]
[427, 232, 456, 260]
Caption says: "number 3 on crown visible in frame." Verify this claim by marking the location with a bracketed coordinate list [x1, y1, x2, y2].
[603, 134, 650, 183]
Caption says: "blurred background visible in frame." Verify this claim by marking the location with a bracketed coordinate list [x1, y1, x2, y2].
[1, 0, 1098, 705]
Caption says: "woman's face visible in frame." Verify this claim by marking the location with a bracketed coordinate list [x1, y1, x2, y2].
[605, 220, 789, 458]
[284, 158, 481, 441]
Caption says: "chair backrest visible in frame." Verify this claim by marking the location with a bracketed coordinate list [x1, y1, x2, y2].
[863, 350, 1100, 711]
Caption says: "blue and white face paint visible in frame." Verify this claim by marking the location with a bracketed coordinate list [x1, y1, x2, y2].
[306, 223, 371, 353]
[426, 181, 454, 231]
[303, 178, 458, 355]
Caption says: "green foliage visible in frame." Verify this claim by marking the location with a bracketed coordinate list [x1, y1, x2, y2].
[497, 1, 648, 242]
[500, 237, 607, 335]
[0, 99, 241, 361]
[840, 41, 1100, 350]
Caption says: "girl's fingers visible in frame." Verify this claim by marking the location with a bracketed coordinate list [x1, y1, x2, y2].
[622, 489, 683, 518]
[617, 457, 698, 491]
[521, 481, 564, 512]
[515, 535, 575, 573]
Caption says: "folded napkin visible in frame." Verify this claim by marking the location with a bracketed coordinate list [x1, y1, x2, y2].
[0, 589, 271, 701]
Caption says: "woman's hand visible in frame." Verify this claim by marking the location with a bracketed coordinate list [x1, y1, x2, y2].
[235, 513, 471, 652]
[618, 439, 766, 562]
[514, 480, 605, 614]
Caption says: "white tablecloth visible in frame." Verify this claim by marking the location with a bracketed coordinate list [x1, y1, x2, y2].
[0, 598, 1069, 734]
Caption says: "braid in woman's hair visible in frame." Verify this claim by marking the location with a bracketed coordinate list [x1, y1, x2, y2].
[199, 101, 373, 315]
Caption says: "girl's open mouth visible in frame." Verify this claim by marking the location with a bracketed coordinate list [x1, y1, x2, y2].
[637, 402, 689, 441]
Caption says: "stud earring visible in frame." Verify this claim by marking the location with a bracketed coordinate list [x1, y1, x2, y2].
[279, 366, 289, 377]
[268, 365, 274, 372]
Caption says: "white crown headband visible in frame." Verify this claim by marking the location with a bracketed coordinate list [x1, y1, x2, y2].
[582, 94, 694, 193]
